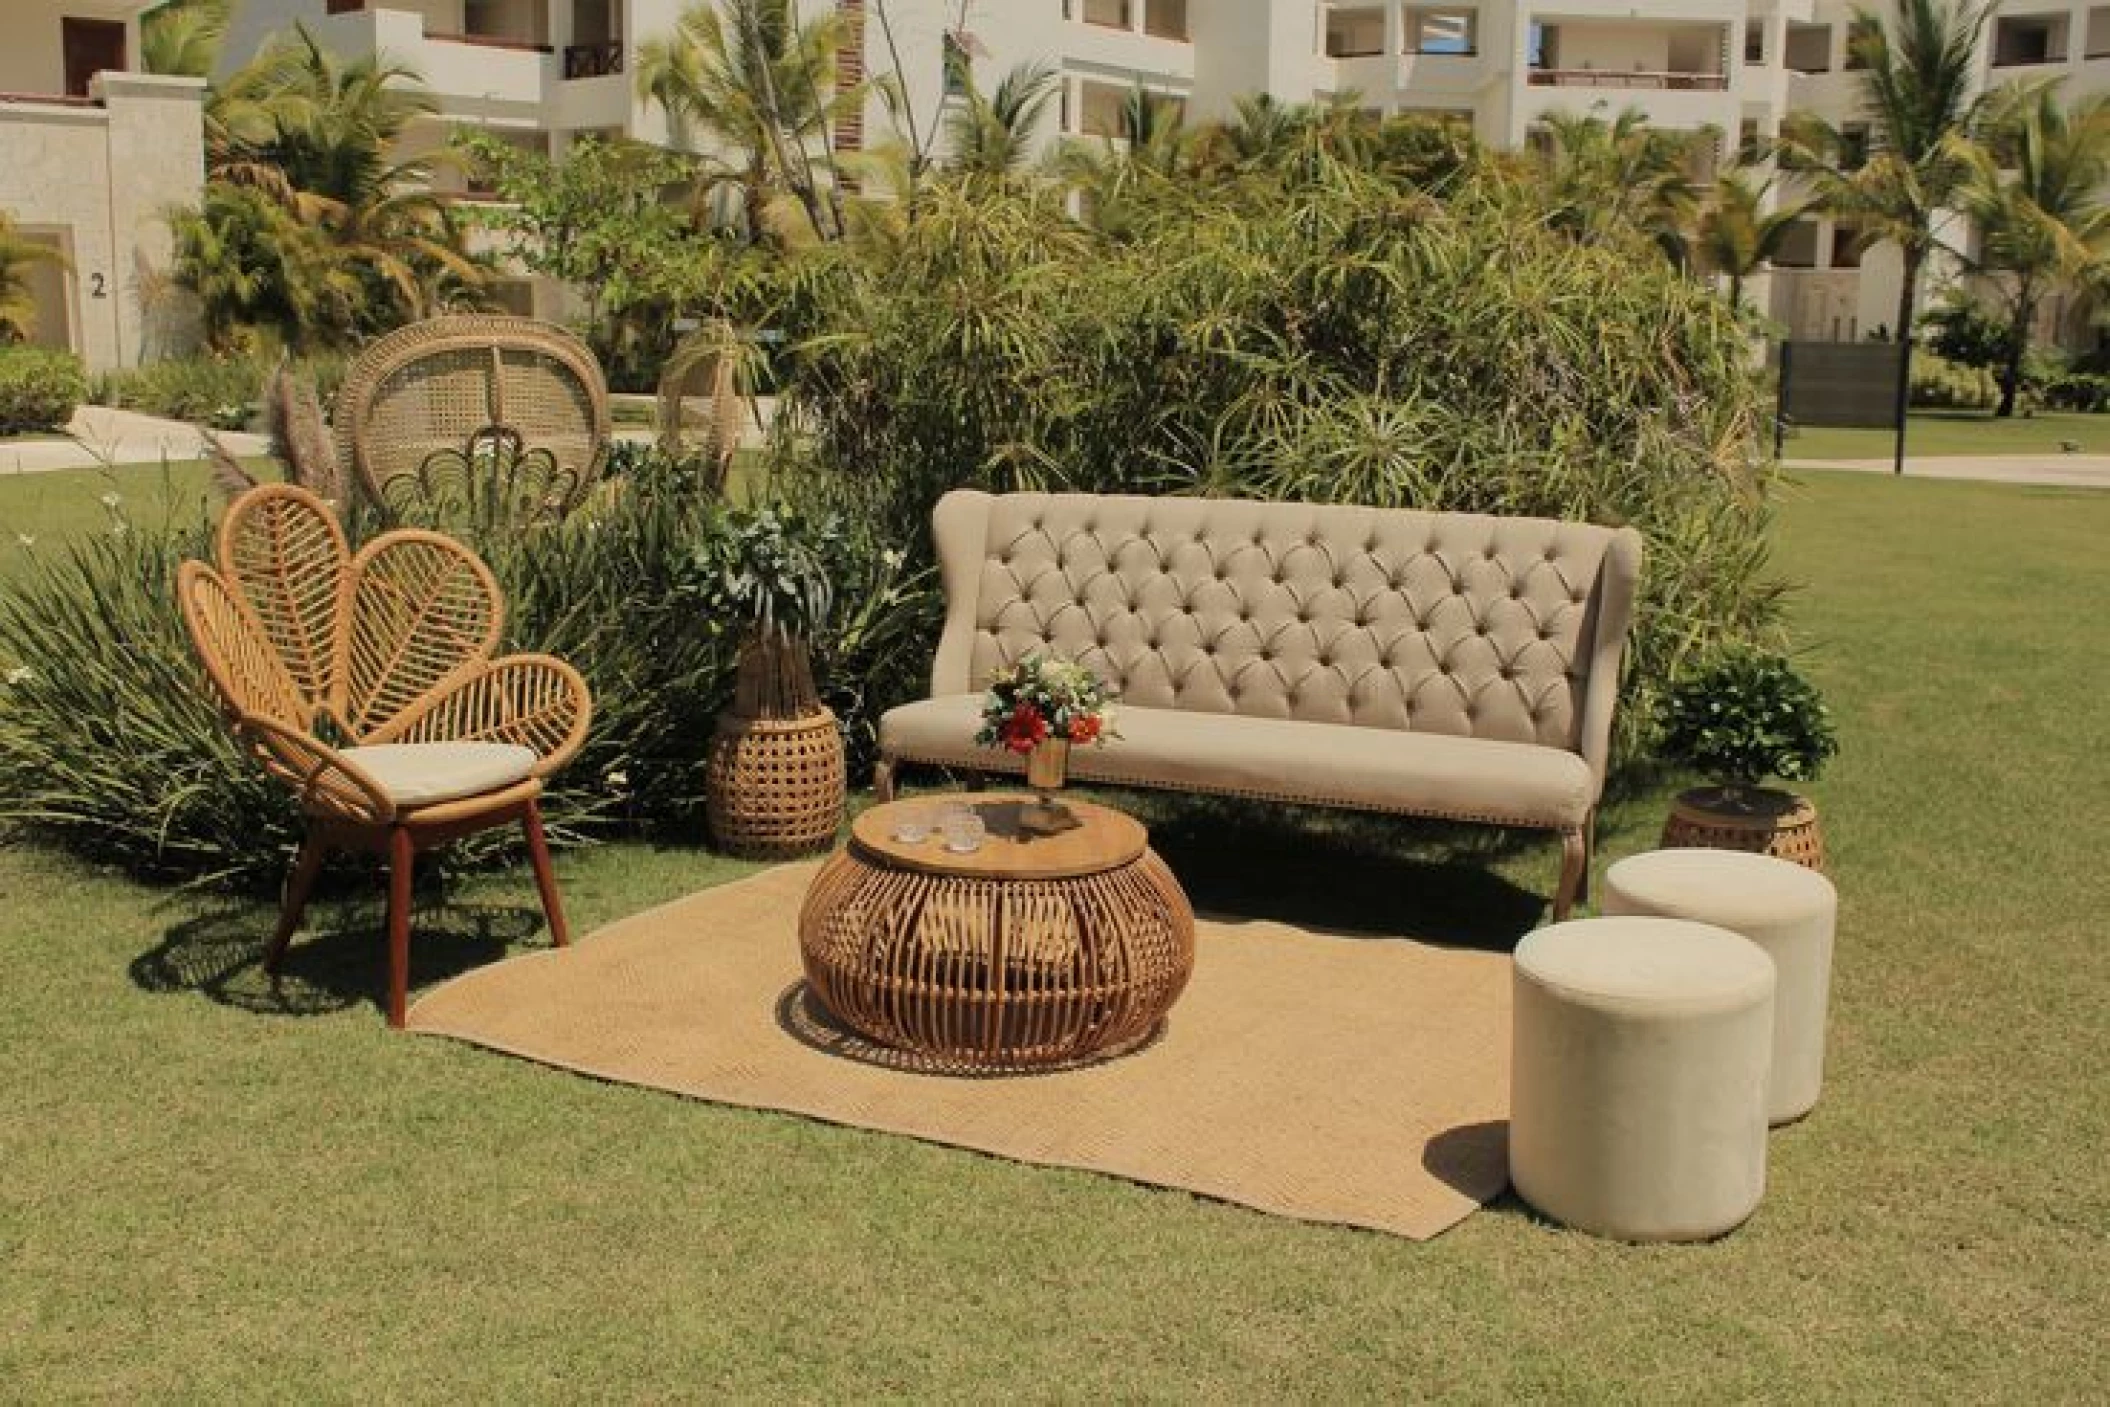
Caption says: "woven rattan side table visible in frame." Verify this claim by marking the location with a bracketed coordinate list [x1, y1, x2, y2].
[797, 795, 1196, 1072]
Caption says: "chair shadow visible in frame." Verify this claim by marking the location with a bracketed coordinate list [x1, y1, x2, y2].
[131, 890, 548, 1021]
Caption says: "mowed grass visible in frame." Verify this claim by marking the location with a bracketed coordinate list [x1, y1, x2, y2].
[0, 459, 242, 588]
[2, 472, 2107, 1399]
[1784, 408, 2110, 460]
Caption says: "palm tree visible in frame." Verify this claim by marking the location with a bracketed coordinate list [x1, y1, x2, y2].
[944, 61, 1060, 181]
[1962, 82, 2110, 415]
[173, 30, 483, 347]
[1690, 169, 1815, 317]
[142, 0, 229, 79]
[1532, 108, 1708, 267]
[635, 0, 858, 241]
[0, 211, 69, 343]
[1776, 0, 1991, 470]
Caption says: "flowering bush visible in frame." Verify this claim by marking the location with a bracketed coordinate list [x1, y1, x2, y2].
[976, 655, 1116, 755]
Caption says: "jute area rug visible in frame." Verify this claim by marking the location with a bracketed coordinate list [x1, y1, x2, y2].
[408, 863, 1513, 1240]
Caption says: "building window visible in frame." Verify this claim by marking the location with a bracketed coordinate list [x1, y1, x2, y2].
[1324, 6, 1387, 59]
[1993, 15, 2069, 66]
[1406, 10, 1475, 56]
[1078, 0, 1130, 31]
[1744, 21, 1765, 64]
[61, 17, 127, 97]
[942, 32, 968, 97]
[1143, 0, 1189, 42]
[1773, 218, 1821, 269]
[1839, 123, 1870, 171]
[1784, 24, 1830, 74]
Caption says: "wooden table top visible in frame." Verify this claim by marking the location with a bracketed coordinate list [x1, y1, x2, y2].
[849, 793, 1149, 880]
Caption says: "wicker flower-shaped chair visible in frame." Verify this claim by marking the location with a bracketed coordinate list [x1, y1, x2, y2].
[178, 484, 593, 1026]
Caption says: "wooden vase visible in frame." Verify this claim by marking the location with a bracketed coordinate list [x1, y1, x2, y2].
[705, 633, 846, 858]
[1661, 785, 1826, 871]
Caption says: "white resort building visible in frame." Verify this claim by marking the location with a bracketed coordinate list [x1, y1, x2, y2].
[15, 1, 2107, 351]
[0, 1, 206, 372]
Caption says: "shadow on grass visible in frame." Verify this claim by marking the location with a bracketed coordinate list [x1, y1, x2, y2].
[131, 885, 551, 1021]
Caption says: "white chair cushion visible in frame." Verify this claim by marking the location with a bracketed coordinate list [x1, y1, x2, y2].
[341, 742, 540, 809]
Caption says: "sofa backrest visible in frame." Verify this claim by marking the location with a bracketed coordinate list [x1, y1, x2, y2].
[928, 491, 1644, 782]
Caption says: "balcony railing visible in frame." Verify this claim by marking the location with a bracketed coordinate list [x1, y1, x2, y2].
[0, 90, 101, 108]
[428, 31, 553, 55]
[1528, 68, 1728, 91]
[565, 40, 624, 79]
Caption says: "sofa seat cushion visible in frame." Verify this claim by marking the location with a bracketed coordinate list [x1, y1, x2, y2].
[341, 741, 541, 809]
[880, 695, 1594, 830]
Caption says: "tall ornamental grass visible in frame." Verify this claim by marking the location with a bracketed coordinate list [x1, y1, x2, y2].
[777, 159, 1784, 755]
[0, 459, 928, 884]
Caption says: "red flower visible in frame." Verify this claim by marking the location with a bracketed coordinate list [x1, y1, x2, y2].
[1000, 704, 1049, 754]
[1068, 714, 1102, 745]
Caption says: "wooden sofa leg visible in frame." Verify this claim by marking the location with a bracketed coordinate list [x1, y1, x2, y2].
[874, 756, 898, 803]
[386, 827, 414, 1029]
[1552, 825, 1588, 922]
[266, 833, 329, 975]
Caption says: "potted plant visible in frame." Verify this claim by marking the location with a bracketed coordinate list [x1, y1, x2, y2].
[977, 655, 1118, 834]
[687, 505, 847, 857]
[1656, 648, 1840, 869]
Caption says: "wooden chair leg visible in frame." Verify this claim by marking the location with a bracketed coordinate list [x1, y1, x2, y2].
[386, 826, 414, 1029]
[266, 833, 329, 975]
[874, 756, 898, 803]
[1551, 825, 1588, 922]
[521, 799, 570, 949]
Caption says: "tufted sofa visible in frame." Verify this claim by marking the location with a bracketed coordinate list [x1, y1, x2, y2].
[876, 491, 1645, 917]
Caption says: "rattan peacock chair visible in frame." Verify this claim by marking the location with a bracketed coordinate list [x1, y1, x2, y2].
[332, 315, 611, 526]
[178, 484, 593, 1027]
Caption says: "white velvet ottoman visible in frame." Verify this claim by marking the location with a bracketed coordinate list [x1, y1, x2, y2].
[1510, 917, 1775, 1242]
[1604, 848, 1838, 1125]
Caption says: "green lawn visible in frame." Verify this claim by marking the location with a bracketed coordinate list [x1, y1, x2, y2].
[1783, 408, 2110, 459]
[2, 472, 2107, 1398]
[0, 461, 228, 586]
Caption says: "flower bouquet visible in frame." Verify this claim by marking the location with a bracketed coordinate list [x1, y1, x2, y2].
[976, 655, 1117, 832]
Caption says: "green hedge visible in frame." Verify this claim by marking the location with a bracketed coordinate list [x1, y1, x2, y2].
[0, 347, 87, 436]
[776, 164, 1784, 761]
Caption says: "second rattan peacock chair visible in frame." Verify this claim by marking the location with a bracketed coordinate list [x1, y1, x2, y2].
[333, 315, 612, 527]
[177, 484, 593, 1027]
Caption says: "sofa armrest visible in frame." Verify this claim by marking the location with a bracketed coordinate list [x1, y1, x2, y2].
[1575, 526, 1646, 797]
[927, 489, 995, 697]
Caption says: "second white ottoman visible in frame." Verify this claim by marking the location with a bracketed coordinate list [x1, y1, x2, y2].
[1511, 917, 1775, 1242]
[1604, 848, 1838, 1125]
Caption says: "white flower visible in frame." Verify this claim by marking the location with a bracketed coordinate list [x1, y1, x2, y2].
[99, 492, 121, 509]
[4, 666, 31, 686]
[110, 521, 128, 537]
[881, 548, 905, 569]
[13, 534, 32, 548]
[606, 769, 630, 788]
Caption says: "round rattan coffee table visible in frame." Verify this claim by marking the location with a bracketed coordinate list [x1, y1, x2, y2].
[797, 794, 1196, 1072]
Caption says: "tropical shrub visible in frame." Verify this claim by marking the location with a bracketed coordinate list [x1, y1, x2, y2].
[1908, 352, 1998, 409]
[0, 347, 86, 435]
[0, 464, 930, 883]
[94, 354, 264, 428]
[1657, 648, 1838, 791]
[775, 161, 1782, 758]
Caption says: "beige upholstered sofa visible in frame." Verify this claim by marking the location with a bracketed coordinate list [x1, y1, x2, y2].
[876, 491, 1645, 917]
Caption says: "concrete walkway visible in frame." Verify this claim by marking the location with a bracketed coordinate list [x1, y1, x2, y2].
[0, 407, 270, 476]
[1784, 454, 2110, 489]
